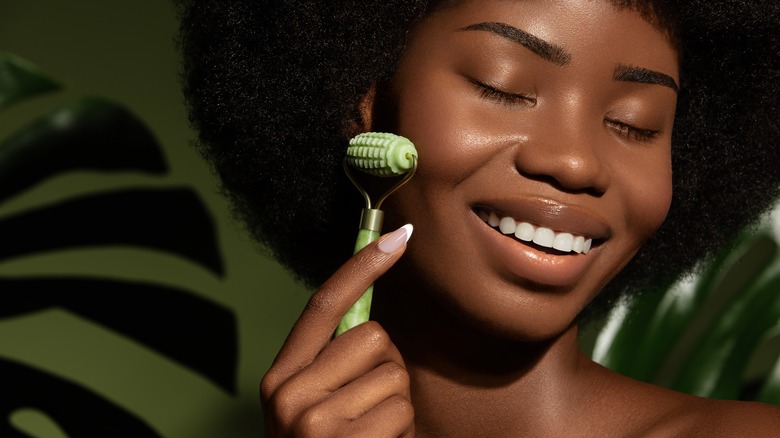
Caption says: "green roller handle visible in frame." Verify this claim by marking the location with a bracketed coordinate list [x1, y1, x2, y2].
[336, 132, 417, 337]
[335, 226, 380, 336]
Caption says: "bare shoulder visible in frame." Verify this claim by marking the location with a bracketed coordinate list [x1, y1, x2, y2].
[683, 398, 780, 437]
[586, 362, 780, 437]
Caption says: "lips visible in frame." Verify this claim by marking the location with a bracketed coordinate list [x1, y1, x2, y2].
[471, 198, 611, 287]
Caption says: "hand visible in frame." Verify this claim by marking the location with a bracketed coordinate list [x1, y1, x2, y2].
[260, 225, 415, 437]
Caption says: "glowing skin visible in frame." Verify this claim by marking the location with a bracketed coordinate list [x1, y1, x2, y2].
[261, 1, 780, 436]
[371, 0, 690, 434]
[376, 0, 677, 342]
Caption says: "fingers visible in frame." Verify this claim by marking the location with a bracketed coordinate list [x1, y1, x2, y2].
[294, 394, 414, 438]
[268, 322, 407, 413]
[263, 322, 414, 437]
[261, 224, 413, 398]
[345, 395, 415, 438]
[287, 355, 414, 438]
[287, 321, 407, 393]
[317, 360, 411, 420]
[261, 224, 415, 437]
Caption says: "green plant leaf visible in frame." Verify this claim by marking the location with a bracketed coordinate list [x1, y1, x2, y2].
[647, 234, 778, 386]
[0, 53, 61, 112]
[593, 232, 777, 384]
[757, 344, 780, 404]
[0, 188, 223, 276]
[671, 261, 780, 399]
[0, 277, 237, 394]
[592, 247, 731, 381]
[10, 408, 68, 438]
[0, 97, 166, 204]
[591, 285, 666, 378]
[0, 357, 161, 437]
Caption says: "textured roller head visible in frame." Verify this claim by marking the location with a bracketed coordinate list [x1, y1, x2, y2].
[347, 132, 417, 176]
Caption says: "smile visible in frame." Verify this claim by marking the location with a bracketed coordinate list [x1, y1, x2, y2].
[471, 203, 607, 287]
[479, 210, 593, 254]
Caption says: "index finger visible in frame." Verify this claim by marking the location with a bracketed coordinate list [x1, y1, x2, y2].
[264, 224, 413, 388]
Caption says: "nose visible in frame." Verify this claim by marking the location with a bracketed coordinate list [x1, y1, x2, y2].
[513, 118, 611, 195]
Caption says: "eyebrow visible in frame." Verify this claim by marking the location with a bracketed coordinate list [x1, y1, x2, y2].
[460, 22, 571, 66]
[614, 64, 679, 93]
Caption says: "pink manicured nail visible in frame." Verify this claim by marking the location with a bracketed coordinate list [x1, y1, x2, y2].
[378, 224, 414, 253]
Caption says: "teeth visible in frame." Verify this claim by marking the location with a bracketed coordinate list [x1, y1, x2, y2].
[533, 227, 555, 248]
[553, 232, 574, 252]
[515, 222, 534, 241]
[573, 236, 585, 253]
[481, 211, 593, 254]
[499, 217, 516, 234]
[488, 211, 500, 227]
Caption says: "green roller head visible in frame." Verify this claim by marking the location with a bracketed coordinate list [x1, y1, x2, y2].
[347, 132, 417, 177]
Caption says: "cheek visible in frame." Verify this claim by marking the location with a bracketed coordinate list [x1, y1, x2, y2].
[618, 150, 673, 242]
[392, 70, 505, 183]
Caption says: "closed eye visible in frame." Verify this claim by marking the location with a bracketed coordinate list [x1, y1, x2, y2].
[469, 78, 536, 107]
[604, 118, 659, 143]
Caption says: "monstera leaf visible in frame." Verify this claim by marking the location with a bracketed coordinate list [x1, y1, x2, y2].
[592, 228, 780, 404]
[0, 96, 166, 202]
[1, 358, 160, 437]
[0, 53, 236, 436]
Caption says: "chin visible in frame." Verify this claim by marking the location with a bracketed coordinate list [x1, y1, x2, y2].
[386, 252, 598, 345]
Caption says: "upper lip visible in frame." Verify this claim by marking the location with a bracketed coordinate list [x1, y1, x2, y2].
[472, 197, 612, 241]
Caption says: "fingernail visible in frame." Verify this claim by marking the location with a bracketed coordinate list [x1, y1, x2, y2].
[378, 224, 414, 253]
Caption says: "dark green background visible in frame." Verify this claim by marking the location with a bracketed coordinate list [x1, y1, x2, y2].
[3, 1, 779, 437]
[1, 1, 308, 436]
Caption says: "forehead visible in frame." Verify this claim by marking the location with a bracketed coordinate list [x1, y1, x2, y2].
[429, 0, 676, 38]
[414, 0, 679, 72]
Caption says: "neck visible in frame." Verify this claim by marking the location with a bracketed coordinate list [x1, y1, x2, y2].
[373, 279, 592, 436]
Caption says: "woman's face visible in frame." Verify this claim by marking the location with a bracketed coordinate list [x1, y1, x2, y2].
[378, 0, 678, 340]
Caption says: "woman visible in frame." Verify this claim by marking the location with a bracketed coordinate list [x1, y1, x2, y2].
[177, 0, 780, 435]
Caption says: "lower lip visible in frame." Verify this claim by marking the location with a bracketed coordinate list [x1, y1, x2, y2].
[470, 211, 599, 287]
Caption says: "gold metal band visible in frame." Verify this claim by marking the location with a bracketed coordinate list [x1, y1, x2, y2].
[360, 208, 384, 232]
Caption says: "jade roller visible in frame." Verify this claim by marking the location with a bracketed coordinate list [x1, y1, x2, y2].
[335, 132, 418, 336]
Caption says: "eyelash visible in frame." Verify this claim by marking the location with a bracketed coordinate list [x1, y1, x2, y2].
[470, 79, 659, 142]
[470, 79, 536, 107]
[604, 118, 660, 142]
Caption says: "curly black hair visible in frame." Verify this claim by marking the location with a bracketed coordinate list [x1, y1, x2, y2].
[175, 0, 780, 315]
